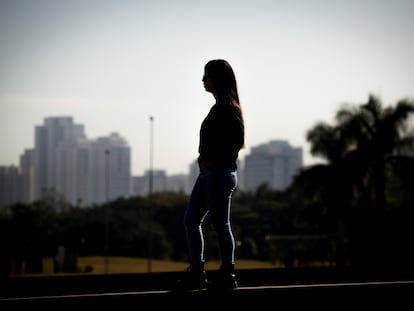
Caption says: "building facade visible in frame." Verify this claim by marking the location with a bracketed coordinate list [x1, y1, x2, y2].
[0, 165, 20, 209]
[34, 116, 85, 201]
[32, 117, 131, 207]
[243, 140, 302, 191]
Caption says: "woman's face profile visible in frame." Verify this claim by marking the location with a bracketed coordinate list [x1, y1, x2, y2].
[202, 71, 214, 93]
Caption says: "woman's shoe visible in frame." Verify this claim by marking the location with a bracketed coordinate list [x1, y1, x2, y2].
[172, 262, 209, 291]
[208, 263, 238, 291]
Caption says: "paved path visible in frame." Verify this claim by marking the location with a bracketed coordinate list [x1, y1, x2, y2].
[1, 280, 413, 308]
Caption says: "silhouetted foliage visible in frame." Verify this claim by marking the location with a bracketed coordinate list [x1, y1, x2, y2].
[292, 94, 414, 268]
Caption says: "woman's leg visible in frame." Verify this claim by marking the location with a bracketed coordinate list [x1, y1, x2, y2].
[174, 173, 210, 291]
[206, 167, 238, 289]
[206, 168, 237, 266]
[184, 173, 209, 264]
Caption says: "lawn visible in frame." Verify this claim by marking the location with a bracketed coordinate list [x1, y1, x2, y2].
[11, 256, 283, 277]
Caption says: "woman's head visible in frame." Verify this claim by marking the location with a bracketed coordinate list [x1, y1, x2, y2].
[202, 59, 239, 104]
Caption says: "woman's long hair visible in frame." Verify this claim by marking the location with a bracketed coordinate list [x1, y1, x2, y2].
[205, 59, 245, 148]
[205, 59, 239, 104]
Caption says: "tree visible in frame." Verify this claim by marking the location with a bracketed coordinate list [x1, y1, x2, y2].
[292, 94, 414, 268]
[293, 122, 357, 267]
[335, 95, 414, 214]
[335, 95, 414, 267]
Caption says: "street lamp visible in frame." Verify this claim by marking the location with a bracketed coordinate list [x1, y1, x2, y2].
[149, 116, 154, 195]
[104, 149, 110, 274]
[148, 116, 154, 273]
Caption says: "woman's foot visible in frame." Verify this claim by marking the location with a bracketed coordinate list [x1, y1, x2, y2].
[208, 263, 238, 291]
[172, 262, 209, 291]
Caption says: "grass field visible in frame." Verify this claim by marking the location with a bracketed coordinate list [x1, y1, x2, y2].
[11, 256, 284, 277]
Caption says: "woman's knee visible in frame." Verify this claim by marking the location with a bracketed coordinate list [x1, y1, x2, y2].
[212, 221, 231, 234]
[184, 215, 202, 231]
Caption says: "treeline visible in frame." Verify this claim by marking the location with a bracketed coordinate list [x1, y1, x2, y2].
[1, 94, 413, 275]
[0, 187, 345, 274]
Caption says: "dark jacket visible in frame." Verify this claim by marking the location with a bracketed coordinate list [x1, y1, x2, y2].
[198, 101, 244, 168]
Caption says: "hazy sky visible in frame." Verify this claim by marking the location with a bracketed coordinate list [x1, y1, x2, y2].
[1, 0, 413, 175]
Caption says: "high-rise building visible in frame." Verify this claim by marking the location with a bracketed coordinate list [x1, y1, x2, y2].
[54, 136, 91, 206]
[19, 149, 35, 204]
[90, 133, 131, 205]
[34, 116, 85, 200]
[33, 117, 131, 207]
[243, 140, 302, 191]
[0, 165, 20, 209]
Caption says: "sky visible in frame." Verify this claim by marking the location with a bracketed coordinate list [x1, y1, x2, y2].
[1, 0, 413, 176]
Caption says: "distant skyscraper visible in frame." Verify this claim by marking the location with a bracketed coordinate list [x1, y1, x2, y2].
[0, 165, 20, 209]
[32, 117, 131, 207]
[34, 116, 85, 200]
[243, 140, 302, 191]
[54, 136, 91, 206]
[90, 133, 131, 205]
[19, 149, 35, 204]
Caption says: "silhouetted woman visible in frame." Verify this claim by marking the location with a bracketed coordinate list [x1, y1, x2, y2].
[176, 59, 245, 291]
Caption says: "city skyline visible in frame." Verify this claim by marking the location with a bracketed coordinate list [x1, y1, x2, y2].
[0, 116, 302, 208]
[3, 115, 304, 178]
[1, 0, 413, 175]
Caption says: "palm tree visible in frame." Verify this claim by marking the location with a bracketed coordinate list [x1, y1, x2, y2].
[335, 95, 414, 214]
[292, 94, 414, 268]
[334, 95, 414, 268]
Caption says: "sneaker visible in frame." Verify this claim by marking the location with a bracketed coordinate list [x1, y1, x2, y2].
[172, 263, 209, 291]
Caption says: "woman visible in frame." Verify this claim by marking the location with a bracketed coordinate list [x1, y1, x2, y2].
[176, 59, 245, 291]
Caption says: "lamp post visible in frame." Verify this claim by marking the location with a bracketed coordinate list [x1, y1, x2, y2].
[104, 149, 110, 274]
[148, 116, 154, 273]
[149, 116, 154, 196]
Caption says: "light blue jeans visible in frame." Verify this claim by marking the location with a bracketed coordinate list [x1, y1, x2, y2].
[184, 165, 237, 266]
